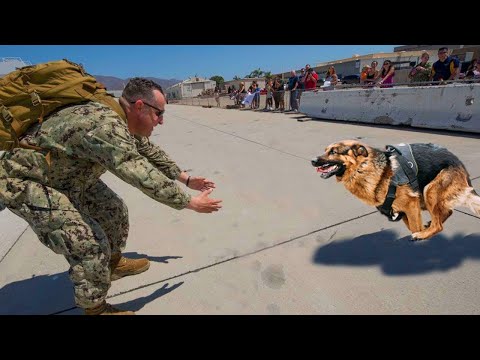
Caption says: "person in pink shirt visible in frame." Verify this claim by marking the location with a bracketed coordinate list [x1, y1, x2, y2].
[376, 60, 395, 88]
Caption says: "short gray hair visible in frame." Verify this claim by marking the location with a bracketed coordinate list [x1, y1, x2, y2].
[122, 77, 164, 103]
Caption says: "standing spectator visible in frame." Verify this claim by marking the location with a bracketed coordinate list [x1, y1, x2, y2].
[325, 66, 339, 86]
[304, 68, 317, 91]
[321, 66, 338, 91]
[297, 68, 305, 105]
[467, 61, 480, 80]
[376, 60, 395, 88]
[305, 64, 318, 81]
[272, 77, 285, 111]
[474, 64, 480, 79]
[465, 58, 478, 79]
[247, 82, 259, 109]
[430, 47, 460, 82]
[364, 61, 379, 85]
[287, 70, 299, 112]
[264, 79, 274, 111]
[409, 52, 431, 83]
[247, 83, 255, 109]
[360, 65, 371, 85]
[236, 82, 247, 107]
[214, 87, 221, 107]
[253, 82, 261, 109]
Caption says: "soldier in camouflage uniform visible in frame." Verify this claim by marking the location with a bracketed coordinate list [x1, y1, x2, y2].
[0, 78, 222, 315]
[408, 52, 432, 84]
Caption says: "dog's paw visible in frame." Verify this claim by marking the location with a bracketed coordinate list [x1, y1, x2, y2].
[410, 232, 427, 241]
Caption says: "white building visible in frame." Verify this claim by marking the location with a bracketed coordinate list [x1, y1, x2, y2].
[166, 76, 216, 99]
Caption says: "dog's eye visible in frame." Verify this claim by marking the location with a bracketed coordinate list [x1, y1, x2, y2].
[329, 149, 337, 155]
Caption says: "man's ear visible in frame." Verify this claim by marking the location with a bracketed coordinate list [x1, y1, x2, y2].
[133, 100, 144, 111]
[353, 145, 368, 157]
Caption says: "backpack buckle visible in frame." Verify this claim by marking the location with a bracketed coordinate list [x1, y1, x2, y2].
[30, 91, 41, 106]
[0, 105, 13, 124]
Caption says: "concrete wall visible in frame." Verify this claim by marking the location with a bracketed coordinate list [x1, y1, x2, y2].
[299, 83, 480, 133]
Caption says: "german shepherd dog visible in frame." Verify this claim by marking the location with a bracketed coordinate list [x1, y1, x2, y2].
[311, 140, 480, 240]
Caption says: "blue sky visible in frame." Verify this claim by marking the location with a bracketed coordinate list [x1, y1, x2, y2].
[1, 45, 400, 80]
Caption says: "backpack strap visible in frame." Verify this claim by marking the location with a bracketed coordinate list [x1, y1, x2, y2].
[0, 105, 18, 150]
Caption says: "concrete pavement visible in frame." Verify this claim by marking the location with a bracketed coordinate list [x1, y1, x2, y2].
[1, 104, 479, 314]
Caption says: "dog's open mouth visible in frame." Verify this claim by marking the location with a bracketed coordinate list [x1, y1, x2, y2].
[311, 158, 345, 179]
[316, 163, 341, 178]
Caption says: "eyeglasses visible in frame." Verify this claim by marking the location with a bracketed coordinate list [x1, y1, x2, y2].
[130, 100, 165, 117]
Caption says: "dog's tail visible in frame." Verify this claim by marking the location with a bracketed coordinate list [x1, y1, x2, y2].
[464, 188, 480, 216]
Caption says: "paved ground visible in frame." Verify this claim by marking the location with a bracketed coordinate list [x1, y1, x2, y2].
[1, 104, 479, 315]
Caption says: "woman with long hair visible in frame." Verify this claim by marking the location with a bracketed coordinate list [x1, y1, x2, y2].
[376, 60, 395, 88]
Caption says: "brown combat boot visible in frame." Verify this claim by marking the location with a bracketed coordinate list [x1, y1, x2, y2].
[84, 301, 135, 315]
[110, 253, 150, 281]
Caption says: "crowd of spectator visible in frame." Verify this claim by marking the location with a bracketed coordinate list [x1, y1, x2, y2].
[215, 47, 479, 111]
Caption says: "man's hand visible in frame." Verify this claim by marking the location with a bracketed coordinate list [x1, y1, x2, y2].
[185, 189, 222, 213]
[188, 176, 216, 191]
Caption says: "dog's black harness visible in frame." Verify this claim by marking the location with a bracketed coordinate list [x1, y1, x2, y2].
[377, 144, 420, 221]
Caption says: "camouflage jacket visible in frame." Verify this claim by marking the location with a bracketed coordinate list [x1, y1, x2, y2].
[0, 102, 191, 210]
[409, 62, 432, 83]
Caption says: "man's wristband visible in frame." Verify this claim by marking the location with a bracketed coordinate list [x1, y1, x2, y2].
[186, 176, 190, 187]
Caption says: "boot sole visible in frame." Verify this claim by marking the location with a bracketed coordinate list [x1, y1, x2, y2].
[111, 261, 150, 281]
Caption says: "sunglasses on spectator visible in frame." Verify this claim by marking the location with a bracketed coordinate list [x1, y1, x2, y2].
[130, 100, 165, 117]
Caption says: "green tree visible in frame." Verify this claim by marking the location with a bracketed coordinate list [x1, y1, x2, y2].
[233, 75, 241, 80]
[246, 68, 264, 78]
[263, 71, 272, 80]
[210, 75, 225, 89]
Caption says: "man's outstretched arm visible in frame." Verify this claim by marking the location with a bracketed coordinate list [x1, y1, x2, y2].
[78, 120, 221, 213]
[136, 136, 215, 191]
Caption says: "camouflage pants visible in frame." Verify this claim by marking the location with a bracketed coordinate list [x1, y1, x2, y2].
[7, 179, 129, 309]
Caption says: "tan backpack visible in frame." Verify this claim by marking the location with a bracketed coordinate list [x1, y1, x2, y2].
[0, 59, 127, 151]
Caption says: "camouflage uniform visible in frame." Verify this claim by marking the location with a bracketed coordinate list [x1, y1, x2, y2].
[410, 63, 432, 83]
[0, 102, 191, 309]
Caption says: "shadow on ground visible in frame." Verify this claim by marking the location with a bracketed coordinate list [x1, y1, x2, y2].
[123, 252, 182, 264]
[108, 281, 183, 314]
[0, 252, 183, 315]
[313, 229, 480, 275]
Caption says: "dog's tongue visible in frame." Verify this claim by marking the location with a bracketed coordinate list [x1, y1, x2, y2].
[316, 165, 336, 173]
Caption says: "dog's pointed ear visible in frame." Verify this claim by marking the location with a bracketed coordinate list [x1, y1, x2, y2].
[352, 145, 368, 157]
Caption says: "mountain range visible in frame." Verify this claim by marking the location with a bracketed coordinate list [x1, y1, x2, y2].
[94, 75, 182, 91]
[0, 72, 181, 91]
